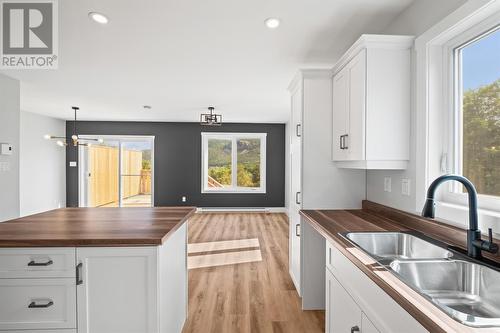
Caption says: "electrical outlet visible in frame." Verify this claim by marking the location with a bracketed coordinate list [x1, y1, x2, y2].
[69, 161, 77, 167]
[402, 178, 411, 196]
[182, 196, 187, 203]
[384, 177, 392, 192]
[0, 161, 10, 172]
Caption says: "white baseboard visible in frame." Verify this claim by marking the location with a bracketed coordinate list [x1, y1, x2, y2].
[197, 207, 288, 213]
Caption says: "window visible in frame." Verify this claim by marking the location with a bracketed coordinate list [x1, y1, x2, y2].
[448, 26, 500, 205]
[202, 133, 266, 193]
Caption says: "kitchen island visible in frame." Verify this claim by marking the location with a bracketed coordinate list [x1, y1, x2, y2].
[0, 207, 196, 333]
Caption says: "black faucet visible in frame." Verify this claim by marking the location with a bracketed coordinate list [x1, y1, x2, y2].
[422, 174, 498, 259]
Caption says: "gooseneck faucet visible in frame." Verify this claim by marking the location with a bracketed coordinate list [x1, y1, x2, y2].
[422, 174, 498, 259]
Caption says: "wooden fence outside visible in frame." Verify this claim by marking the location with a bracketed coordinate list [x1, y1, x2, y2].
[88, 146, 152, 207]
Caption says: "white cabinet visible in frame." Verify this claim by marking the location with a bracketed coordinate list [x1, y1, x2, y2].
[0, 278, 76, 331]
[76, 222, 187, 333]
[325, 241, 427, 332]
[288, 70, 365, 301]
[332, 35, 414, 169]
[0, 222, 188, 333]
[289, 78, 303, 294]
[76, 247, 159, 333]
[326, 268, 380, 333]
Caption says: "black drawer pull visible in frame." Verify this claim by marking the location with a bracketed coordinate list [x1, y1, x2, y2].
[29, 300, 54, 308]
[28, 259, 53, 267]
[76, 263, 83, 285]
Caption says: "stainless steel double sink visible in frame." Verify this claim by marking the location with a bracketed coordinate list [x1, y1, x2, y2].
[342, 232, 500, 328]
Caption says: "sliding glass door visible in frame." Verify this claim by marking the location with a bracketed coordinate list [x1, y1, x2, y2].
[79, 136, 154, 207]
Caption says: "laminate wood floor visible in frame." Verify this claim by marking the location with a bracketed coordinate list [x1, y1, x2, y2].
[183, 213, 324, 333]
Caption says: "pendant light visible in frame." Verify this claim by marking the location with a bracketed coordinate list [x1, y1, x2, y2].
[44, 106, 103, 146]
[200, 106, 222, 126]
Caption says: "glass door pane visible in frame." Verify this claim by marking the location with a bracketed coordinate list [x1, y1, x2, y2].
[120, 140, 153, 207]
[86, 140, 120, 207]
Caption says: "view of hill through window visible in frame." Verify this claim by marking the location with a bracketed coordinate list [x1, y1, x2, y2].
[461, 28, 500, 196]
[207, 138, 261, 188]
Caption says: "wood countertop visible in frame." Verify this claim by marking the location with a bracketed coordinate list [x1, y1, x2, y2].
[301, 201, 500, 333]
[0, 207, 196, 247]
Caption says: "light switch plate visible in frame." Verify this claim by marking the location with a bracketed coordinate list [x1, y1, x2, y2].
[0, 143, 13, 155]
[402, 178, 411, 196]
[69, 161, 77, 167]
[384, 177, 392, 192]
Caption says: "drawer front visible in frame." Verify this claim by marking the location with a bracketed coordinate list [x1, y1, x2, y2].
[326, 241, 335, 273]
[0, 248, 75, 278]
[0, 278, 76, 330]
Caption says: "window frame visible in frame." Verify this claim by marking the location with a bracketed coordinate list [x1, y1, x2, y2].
[201, 132, 267, 194]
[441, 19, 500, 211]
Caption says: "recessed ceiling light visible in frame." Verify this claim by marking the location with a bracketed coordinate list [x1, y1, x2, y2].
[88, 12, 109, 24]
[265, 17, 280, 29]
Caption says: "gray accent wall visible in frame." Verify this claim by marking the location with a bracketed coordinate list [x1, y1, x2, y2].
[66, 121, 285, 208]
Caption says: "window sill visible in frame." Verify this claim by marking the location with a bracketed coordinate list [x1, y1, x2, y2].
[202, 190, 266, 194]
[435, 201, 500, 237]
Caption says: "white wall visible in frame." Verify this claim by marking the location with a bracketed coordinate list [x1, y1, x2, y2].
[366, 0, 467, 214]
[20, 111, 66, 216]
[0, 74, 20, 222]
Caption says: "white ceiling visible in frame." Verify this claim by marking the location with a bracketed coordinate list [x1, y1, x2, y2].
[1, 0, 414, 123]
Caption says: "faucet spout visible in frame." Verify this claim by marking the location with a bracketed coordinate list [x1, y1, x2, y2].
[421, 174, 496, 259]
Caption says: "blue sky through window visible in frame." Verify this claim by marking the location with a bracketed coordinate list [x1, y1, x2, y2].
[462, 27, 500, 91]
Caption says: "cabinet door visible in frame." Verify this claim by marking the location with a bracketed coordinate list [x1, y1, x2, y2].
[76, 247, 158, 333]
[289, 85, 302, 294]
[347, 49, 367, 161]
[326, 269, 361, 333]
[362, 312, 381, 333]
[332, 67, 349, 161]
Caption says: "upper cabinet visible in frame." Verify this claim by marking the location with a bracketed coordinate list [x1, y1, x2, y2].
[332, 35, 414, 169]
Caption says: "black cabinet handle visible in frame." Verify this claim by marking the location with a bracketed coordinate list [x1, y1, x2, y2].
[76, 263, 83, 285]
[295, 192, 301, 205]
[296, 124, 301, 137]
[29, 300, 54, 308]
[339, 135, 344, 149]
[343, 134, 349, 150]
[295, 224, 300, 237]
[351, 326, 360, 333]
[28, 259, 53, 267]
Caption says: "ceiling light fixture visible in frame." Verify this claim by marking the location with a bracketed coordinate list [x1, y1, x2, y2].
[264, 17, 280, 29]
[200, 106, 222, 126]
[89, 12, 109, 24]
[44, 107, 103, 147]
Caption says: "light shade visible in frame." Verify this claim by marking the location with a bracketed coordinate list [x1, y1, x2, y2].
[89, 12, 109, 24]
[264, 18, 280, 29]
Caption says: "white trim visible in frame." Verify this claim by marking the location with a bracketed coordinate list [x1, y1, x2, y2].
[196, 207, 287, 213]
[332, 34, 414, 74]
[415, 0, 500, 212]
[201, 132, 267, 194]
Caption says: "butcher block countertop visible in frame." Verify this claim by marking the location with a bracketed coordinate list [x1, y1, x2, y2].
[301, 200, 500, 333]
[0, 207, 196, 247]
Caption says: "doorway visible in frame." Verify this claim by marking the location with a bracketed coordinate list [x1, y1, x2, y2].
[79, 136, 154, 207]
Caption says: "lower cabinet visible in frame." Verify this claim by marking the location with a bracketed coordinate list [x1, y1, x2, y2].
[76, 247, 159, 333]
[325, 241, 427, 333]
[0, 222, 187, 333]
[326, 268, 379, 333]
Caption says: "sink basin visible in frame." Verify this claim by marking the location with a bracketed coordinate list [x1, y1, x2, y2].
[390, 260, 500, 327]
[344, 232, 453, 260]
